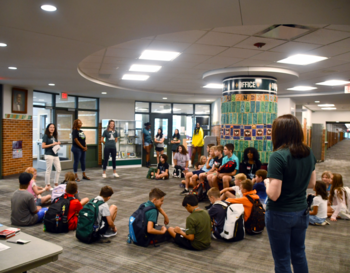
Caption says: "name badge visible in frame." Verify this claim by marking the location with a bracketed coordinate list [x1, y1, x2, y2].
[247, 166, 251, 170]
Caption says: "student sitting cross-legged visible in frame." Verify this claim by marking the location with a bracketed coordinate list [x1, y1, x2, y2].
[252, 169, 268, 204]
[168, 195, 211, 250]
[207, 187, 227, 239]
[11, 172, 48, 226]
[150, 154, 169, 180]
[219, 173, 247, 201]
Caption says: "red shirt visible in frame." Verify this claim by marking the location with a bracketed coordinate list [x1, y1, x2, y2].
[64, 193, 83, 230]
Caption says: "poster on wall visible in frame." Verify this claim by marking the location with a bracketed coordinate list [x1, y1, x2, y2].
[12, 141, 23, 158]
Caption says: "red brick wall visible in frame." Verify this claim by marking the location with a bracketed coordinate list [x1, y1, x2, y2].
[2, 119, 33, 176]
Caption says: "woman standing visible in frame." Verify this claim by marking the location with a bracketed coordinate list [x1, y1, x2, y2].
[71, 119, 90, 181]
[143, 122, 153, 168]
[266, 114, 316, 273]
[42, 123, 61, 188]
[171, 129, 181, 167]
[241, 147, 262, 180]
[101, 120, 119, 178]
[191, 123, 204, 167]
[154, 128, 165, 165]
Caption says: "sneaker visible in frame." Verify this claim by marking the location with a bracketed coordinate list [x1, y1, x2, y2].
[113, 173, 119, 178]
[324, 220, 330, 225]
[339, 211, 350, 220]
[205, 204, 213, 210]
[211, 233, 217, 240]
[103, 229, 118, 238]
[180, 189, 189, 195]
[102, 173, 107, 178]
[151, 176, 155, 179]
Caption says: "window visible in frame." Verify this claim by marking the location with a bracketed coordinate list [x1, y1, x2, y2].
[135, 114, 150, 129]
[33, 92, 53, 107]
[135, 102, 149, 113]
[173, 115, 193, 138]
[151, 103, 171, 113]
[195, 104, 210, 115]
[56, 95, 75, 108]
[83, 129, 97, 144]
[78, 111, 97, 127]
[173, 104, 193, 114]
[78, 97, 98, 109]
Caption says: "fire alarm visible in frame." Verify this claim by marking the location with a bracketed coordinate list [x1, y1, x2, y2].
[254, 42, 266, 48]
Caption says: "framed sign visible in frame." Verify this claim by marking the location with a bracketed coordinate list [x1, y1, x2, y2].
[12, 88, 28, 114]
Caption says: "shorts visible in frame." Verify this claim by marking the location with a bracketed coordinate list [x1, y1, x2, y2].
[144, 142, 153, 147]
[174, 233, 196, 250]
[98, 217, 109, 235]
[192, 169, 205, 176]
[155, 147, 164, 152]
[35, 198, 42, 206]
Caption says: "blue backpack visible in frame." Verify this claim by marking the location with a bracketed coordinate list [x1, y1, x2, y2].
[128, 203, 158, 247]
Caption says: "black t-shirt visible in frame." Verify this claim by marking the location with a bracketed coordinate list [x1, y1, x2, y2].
[42, 134, 58, 157]
[72, 129, 86, 149]
[157, 162, 169, 174]
[241, 160, 262, 179]
[213, 156, 223, 169]
[208, 202, 227, 236]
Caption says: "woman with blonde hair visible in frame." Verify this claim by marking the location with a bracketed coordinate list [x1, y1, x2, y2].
[25, 167, 51, 205]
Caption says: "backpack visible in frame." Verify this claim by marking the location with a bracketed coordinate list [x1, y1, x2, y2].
[218, 160, 237, 174]
[191, 180, 210, 202]
[343, 187, 350, 211]
[52, 184, 67, 201]
[76, 198, 105, 243]
[217, 201, 245, 242]
[244, 195, 265, 235]
[128, 203, 159, 247]
[44, 195, 75, 233]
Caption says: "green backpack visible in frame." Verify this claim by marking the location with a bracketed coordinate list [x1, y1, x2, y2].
[146, 167, 157, 179]
[76, 198, 104, 243]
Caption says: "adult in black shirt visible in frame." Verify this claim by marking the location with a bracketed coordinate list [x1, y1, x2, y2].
[241, 147, 261, 180]
[71, 119, 89, 181]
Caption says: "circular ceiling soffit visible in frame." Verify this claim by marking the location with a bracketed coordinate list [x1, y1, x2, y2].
[202, 67, 299, 83]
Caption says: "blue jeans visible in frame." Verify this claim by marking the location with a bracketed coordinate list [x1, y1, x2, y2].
[309, 215, 326, 225]
[71, 146, 86, 173]
[266, 209, 309, 273]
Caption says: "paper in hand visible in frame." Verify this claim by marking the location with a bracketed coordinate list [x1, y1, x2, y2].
[52, 145, 61, 154]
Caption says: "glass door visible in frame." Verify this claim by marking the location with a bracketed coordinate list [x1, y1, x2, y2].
[150, 114, 172, 165]
[56, 109, 75, 169]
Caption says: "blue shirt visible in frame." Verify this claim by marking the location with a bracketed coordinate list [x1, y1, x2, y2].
[202, 159, 214, 172]
[222, 154, 239, 170]
[253, 182, 267, 203]
[143, 128, 152, 143]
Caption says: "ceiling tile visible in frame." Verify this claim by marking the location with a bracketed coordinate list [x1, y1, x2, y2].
[217, 48, 261, 58]
[185, 44, 228, 55]
[333, 51, 350, 62]
[175, 53, 211, 63]
[196, 32, 248, 47]
[102, 57, 131, 65]
[78, 62, 101, 69]
[203, 56, 243, 65]
[307, 38, 350, 57]
[295, 29, 350, 45]
[232, 59, 274, 67]
[250, 51, 287, 62]
[213, 25, 270, 35]
[271, 41, 321, 54]
[234, 37, 286, 50]
[105, 47, 139, 58]
[194, 62, 227, 71]
[81, 55, 103, 63]
[114, 39, 152, 50]
[325, 25, 350, 32]
[147, 40, 191, 52]
[155, 30, 207, 43]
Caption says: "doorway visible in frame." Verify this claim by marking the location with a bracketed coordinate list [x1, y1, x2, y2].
[150, 114, 172, 165]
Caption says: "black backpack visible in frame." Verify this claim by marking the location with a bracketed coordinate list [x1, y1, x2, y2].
[44, 195, 75, 233]
[191, 180, 210, 202]
[244, 195, 265, 235]
[128, 204, 159, 247]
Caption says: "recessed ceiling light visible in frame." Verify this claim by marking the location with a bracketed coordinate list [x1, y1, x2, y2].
[203, 83, 223, 89]
[315, 101, 320, 103]
[122, 74, 149, 81]
[206, 100, 212, 101]
[0, 43, 7, 47]
[48, 83, 55, 86]
[321, 107, 336, 110]
[139, 50, 181, 61]
[277, 54, 327, 65]
[129, 64, 162, 72]
[316, 80, 350, 86]
[41, 5, 57, 12]
[101, 92, 107, 94]
[8, 67, 17, 70]
[318, 104, 334, 107]
[163, 97, 167, 100]
[287, 86, 317, 91]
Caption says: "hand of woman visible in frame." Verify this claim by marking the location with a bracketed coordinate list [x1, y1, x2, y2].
[57, 141, 61, 145]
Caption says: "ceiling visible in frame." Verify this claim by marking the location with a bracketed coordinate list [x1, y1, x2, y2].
[1, 1, 350, 111]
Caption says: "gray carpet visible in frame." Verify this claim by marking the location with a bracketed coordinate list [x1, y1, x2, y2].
[1, 140, 350, 272]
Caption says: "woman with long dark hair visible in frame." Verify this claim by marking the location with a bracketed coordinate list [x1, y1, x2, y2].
[154, 127, 164, 165]
[171, 129, 181, 167]
[241, 147, 261, 179]
[101, 120, 119, 178]
[266, 114, 316, 273]
[191, 123, 204, 167]
[71, 119, 89, 181]
[143, 122, 153, 168]
[42, 123, 61, 188]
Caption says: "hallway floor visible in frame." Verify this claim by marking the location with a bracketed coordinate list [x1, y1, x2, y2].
[0, 140, 349, 272]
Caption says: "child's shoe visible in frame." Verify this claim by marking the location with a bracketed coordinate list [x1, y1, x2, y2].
[180, 189, 189, 195]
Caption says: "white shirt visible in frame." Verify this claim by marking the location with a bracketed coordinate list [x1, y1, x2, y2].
[312, 195, 328, 218]
[230, 185, 242, 198]
[94, 196, 110, 226]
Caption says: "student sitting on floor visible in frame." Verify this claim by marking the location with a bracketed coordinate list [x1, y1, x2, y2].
[226, 179, 260, 224]
[94, 186, 118, 238]
[25, 167, 51, 206]
[252, 169, 268, 203]
[219, 173, 247, 200]
[11, 172, 48, 226]
[309, 181, 330, 226]
[327, 173, 350, 221]
[321, 170, 333, 196]
[211, 144, 239, 189]
[150, 154, 169, 180]
[52, 171, 82, 201]
[207, 187, 226, 239]
[204, 145, 224, 188]
[173, 145, 190, 178]
[168, 195, 211, 250]
[64, 181, 89, 230]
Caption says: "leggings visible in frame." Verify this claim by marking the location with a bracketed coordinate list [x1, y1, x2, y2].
[103, 147, 116, 170]
[71, 146, 86, 173]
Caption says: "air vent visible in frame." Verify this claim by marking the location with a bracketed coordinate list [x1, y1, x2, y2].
[255, 24, 315, 41]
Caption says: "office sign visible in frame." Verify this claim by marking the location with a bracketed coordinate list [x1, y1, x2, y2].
[223, 77, 277, 95]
